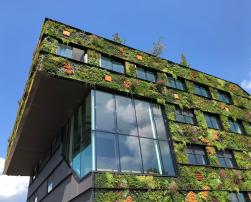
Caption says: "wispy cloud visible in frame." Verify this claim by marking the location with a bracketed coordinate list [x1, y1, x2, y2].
[0, 158, 29, 202]
[241, 70, 251, 93]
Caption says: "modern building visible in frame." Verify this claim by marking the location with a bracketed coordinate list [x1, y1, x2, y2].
[3, 18, 251, 202]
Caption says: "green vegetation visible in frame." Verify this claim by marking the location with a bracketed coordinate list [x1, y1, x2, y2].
[5, 19, 251, 201]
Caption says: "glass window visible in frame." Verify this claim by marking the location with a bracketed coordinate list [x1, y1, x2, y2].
[101, 56, 124, 73]
[96, 132, 119, 171]
[194, 83, 211, 98]
[152, 104, 168, 140]
[230, 192, 248, 202]
[204, 113, 222, 130]
[95, 91, 115, 131]
[136, 66, 156, 82]
[64, 90, 177, 177]
[229, 119, 245, 134]
[113, 61, 124, 73]
[56, 44, 72, 58]
[218, 90, 232, 104]
[159, 141, 175, 175]
[47, 174, 54, 193]
[80, 95, 92, 177]
[166, 76, 186, 91]
[64, 93, 92, 178]
[186, 145, 208, 165]
[175, 108, 196, 125]
[140, 138, 162, 174]
[135, 100, 155, 138]
[115, 95, 137, 135]
[72, 47, 86, 62]
[118, 135, 142, 173]
[217, 150, 236, 168]
[136, 67, 146, 80]
[146, 71, 156, 82]
[101, 56, 112, 70]
[57, 45, 86, 63]
[71, 110, 81, 176]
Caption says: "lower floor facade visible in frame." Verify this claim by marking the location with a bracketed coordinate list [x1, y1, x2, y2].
[26, 88, 251, 202]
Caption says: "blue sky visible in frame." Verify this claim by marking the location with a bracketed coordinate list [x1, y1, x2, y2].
[0, 0, 251, 200]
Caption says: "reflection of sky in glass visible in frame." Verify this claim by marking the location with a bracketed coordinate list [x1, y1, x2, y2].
[80, 144, 92, 178]
[96, 132, 118, 171]
[135, 101, 155, 138]
[140, 138, 160, 174]
[159, 141, 175, 175]
[116, 95, 137, 135]
[95, 91, 115, 131]
[119, 135, 142, 172]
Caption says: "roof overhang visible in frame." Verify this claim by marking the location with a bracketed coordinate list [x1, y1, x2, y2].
[4, 71, 89, 176]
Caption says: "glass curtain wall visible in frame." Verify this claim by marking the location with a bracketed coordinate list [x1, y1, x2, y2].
[64, 90, 176, 178]
[93, 90, 176, 176]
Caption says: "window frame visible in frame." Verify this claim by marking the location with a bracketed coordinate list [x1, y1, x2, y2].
[194, 83, 211, 98]
[92, 90, 177, 176]
[216, 150, 237, 168]
[175, 107, 197, 125]
[218, 90, 232, 104]
[136, 65, 156, 83]
[166, 75, 187, 91]
[204, 113, 222, 130]
[229, 192, 249, 202]
[186, 145, 209, 165]
[229, 118, 246, 135]
[100, 55, 125, 74]
[56, 44, 87, 63]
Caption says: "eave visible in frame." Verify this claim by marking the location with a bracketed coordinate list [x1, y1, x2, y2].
[3, 71, 89, 176]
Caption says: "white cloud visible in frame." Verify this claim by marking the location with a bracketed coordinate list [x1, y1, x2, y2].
[241, 80, 251, 90]
[0, 158, 29, 202]
[241, 70, 251, 93]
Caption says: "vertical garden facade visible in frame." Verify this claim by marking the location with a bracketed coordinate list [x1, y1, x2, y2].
[3, 19, 251, 202]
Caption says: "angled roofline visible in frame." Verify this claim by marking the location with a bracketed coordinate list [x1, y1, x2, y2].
[43, 17, 250, 96]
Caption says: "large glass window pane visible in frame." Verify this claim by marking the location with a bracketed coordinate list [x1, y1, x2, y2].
[135, 100, 155, 138]
[118, 135, 142, 173]
[96, 132, 119, 171]
[95, 91, 115, 131]
[101, 56, 112, 70]
[115, 95, 137, 135]
[136, 67, 146, 80]
[80, 95, 92, 177]
[159, 141, 175, 175]
[72, 47, 85, 62]
[57, 44, 72, 58]
[113, 61, 124, 73]
[72, 110, 81, 176]
[140, 138, 161, 174]
[152, 104, 168, 139]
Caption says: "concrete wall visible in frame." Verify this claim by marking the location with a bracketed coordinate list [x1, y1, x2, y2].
[27, 147, 94, 202]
